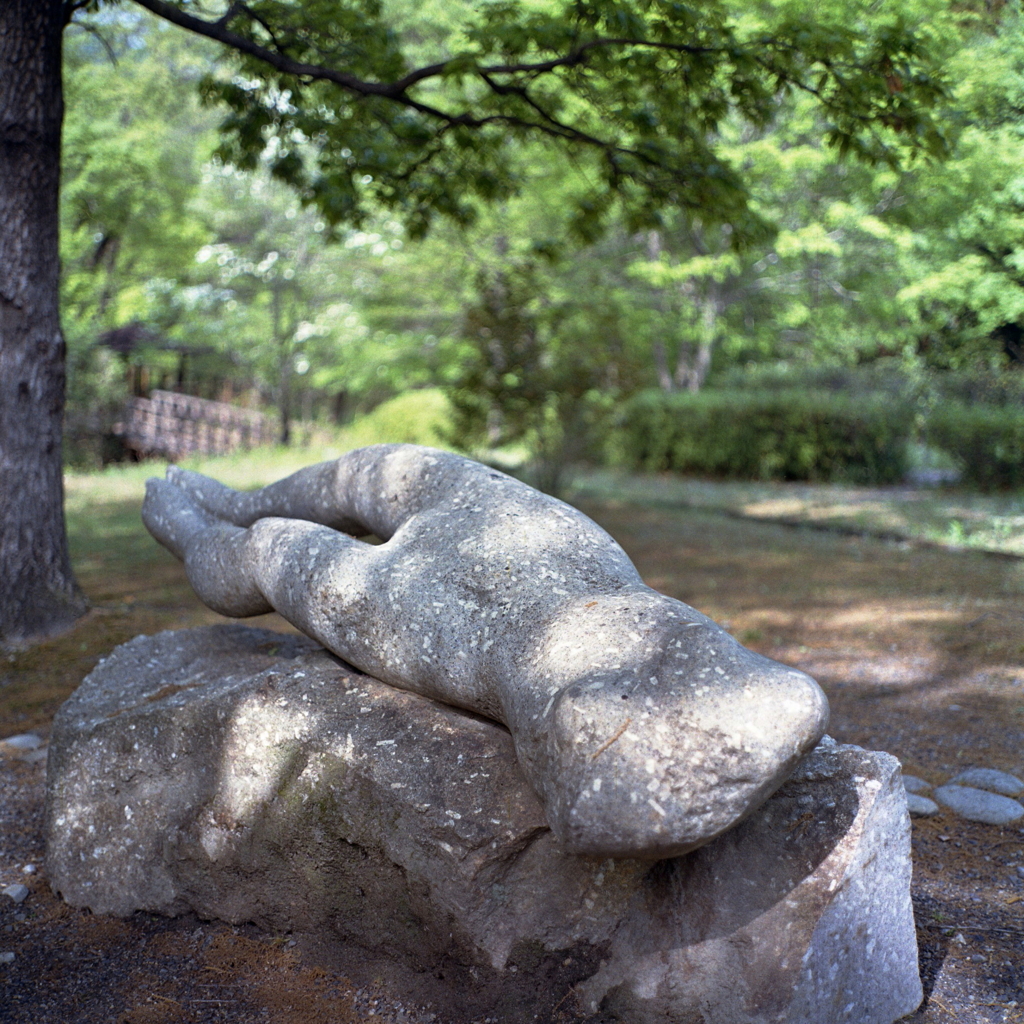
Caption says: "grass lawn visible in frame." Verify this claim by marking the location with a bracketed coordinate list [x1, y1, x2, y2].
[571, 468, 1024, 557]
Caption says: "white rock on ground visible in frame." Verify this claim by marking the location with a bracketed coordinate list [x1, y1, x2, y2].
[947, 768, 1024, 797]
[45, 626, 922, 1024]
[0, 734, 41, 753]
[15, 746, 47, 765]
[0, 733, 47, 764]
[933, 785, 1024, 826]
[2, 884, 29, 904]
[901, 775, 932, 795]
[906, 793, 939, 818]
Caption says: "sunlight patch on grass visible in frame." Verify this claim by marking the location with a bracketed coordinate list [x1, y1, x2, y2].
[65, 388, 453, 502]
[570, 469, 1024, 558]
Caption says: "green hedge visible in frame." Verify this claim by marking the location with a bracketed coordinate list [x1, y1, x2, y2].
[928, 402, 1024, 490]
[929, 370, 1024, 409]
[711, 359, 922, 402]
[613, 388, 913, 484]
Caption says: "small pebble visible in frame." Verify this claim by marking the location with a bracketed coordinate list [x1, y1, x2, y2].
[21, 865, 34, 875]
[0, 952, 14, 965]
[906, 793, 939, 817]
[2, 884, 29, 905]
[933, 785, 1024, 826]
[902, 775, 932, 795]
[948, 768, 1024, 798]
[0, 733, 41, 750]
[1017, 866, 1024, 879]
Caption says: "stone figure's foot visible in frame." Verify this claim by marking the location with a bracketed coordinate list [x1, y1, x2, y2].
[522, 604, 830, 859]
[143, 476, 275, 618]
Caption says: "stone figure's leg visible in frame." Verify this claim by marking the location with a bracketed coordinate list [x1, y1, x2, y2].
[165, 444, 465, 540]
[143, 478, 377, 646]
[163, 461, 367, 535]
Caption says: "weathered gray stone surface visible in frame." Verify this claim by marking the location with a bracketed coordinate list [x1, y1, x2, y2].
[947, 768, 1024, 797]
[46, 626, 919, 1024]
[933, 784, 1024, 826]
[141, 445, 829, 859]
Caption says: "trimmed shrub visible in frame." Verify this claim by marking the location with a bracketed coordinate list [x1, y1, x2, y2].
[929, 370, 1024, 409]
[928, 402, 1024, 490]
[612, 388, 913, 484]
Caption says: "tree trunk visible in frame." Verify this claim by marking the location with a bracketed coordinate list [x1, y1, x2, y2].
[273, 280, 292, 446]
[0, 0, 87, 648]
[646, 230, 676, 392]
[652, 340, 674, 392]
[674, 283, 720, 393]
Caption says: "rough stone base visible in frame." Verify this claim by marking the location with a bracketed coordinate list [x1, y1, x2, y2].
[44, 626, 921, 1024]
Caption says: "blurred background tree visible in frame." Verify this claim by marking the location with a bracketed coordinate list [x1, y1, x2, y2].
[60, 0, 1024, 452]
[58, 0, 964, 472]
[6, 0, 1005, 645]
[61, 0, 1024, 486]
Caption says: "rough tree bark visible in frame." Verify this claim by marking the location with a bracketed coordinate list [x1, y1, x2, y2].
[0, 0, 87, 648]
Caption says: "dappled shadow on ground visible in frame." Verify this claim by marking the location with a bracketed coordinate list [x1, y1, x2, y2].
[2, 497, 1024, 1021]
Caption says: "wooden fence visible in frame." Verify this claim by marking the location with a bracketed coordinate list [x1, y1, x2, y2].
[117, 390, 272, 460]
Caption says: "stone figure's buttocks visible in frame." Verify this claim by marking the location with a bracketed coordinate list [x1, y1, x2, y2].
[143, 444, 829, 859]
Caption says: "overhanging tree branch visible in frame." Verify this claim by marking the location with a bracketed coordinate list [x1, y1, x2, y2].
[129, 0, 724, 96]
[127, 0, 707, 210]
[127, 0, 945, 191]
[129, 0, 397, 95]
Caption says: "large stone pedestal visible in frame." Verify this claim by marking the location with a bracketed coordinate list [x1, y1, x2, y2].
[44, 626, 921, 1024]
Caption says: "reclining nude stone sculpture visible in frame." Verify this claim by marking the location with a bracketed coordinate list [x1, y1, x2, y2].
[142, 443, 829, 860]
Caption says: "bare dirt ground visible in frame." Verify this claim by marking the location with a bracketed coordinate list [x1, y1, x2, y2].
[3, 491, 1024, 1023]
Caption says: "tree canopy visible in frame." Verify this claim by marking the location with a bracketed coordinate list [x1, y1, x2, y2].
[124, 0, 950, 244]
